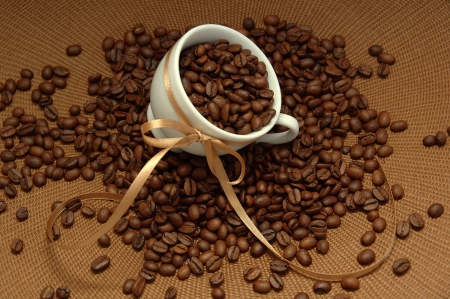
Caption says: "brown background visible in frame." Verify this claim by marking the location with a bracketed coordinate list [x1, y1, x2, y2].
[0, 0, 449, 298]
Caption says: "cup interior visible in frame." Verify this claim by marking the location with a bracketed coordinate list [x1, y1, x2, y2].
[171, 24, 282, 142]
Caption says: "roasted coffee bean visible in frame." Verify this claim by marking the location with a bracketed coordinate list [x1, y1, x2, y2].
[313, 281, 331, 294]
[396, 220, 410, 238]
[435, 131, 447, 146]
[392, 258, 410, 275]
[33, 172, 47, 187]
[340, 276, 360, 290]
[0, 200, 6, 214]
[243, 265, 261, 281]
[282, 244, 297, 260]
[16, 78, 31, 91]
[377, 53, 395, 65]
[357, 248, 375, 265]
[316, 239, 329, 254]
[294, 292, 310, 299]
[11, 238, 24, 254]
[97, 207, 111, 223]
[159, 264, 176, 276]
[132, 276, 146, 297]
[409, 213, 424, 230]
[66, 44, 82, 56]
[206, 255, 222, 272]
[98, 234, 111, 247]
[422, 135, 436, 147]
[122, 278, 134, 295]
[253, 280, 272, 294]
[164, 286, 177, 299]
[91, 255, 110, 272]
[40, 286, 55, 299]
[296, 249, 312, 266]
[210, 271, 224, 286]
[372, 217, 386, 233]
[391, 184, 404, 200]
[269, 273, 284, 290]
[16, 207, 28, 221]
[61, 210, 74, 228]
[368, 45, 383, 56]
[211, 287, 226, 299]
[390, 120, 407, 132]
[188, 256, 204, 275]
[270, 259, 289, 274]
[227, 245, 240, 262]
[361, 231, 376, 246]
[55, 286, 70, 299]
[177, 264, 191, 280]
[427, 203, 444, 218]
[357, 64, 372, 77]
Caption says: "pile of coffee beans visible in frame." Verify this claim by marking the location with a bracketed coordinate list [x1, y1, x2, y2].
[367, 45, 396, 78]
[180, 40, 275, 134]
[0, 15, 446, 299]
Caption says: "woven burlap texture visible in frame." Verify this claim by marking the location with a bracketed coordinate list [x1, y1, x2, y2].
[0, 0, 449, 298]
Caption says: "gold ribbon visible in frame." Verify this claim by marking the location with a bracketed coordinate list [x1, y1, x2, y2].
[46, 44, 396, 281]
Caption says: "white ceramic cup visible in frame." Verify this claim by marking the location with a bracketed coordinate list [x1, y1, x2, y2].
[148, 24, 299, 156]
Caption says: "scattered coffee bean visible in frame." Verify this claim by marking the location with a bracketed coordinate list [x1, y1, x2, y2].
[66, 44, 82, 56]
[98, 234, 111, 247]
[11, 238, 24, 254]
[435, 131, 447, 146]
[122, 278, 134, 295]
[211, 287, 225, 299]
[427, 203, 444, 218]
[243, 265, 261, 281]
[357, 248, 375, 265]
[164, 286, 177, 299]
[390, 120, 407, 132]
[340, 276, 360, 291]
[16, 207, 28, 221]
[395, 220, 410, 238]
[55, 286, 70, 299]
[372, 217, 386, 233]
[91, 255, 110, 272]
[209, 271, 224, 286]
[312, 281, 331, 294]
[422, 135, 436, 147]
[40, 286, 55, 299]
[294, 292, 310, 299]
[0, 200, 7, 213]
[391, 184, 404, 200]
[361, 231, 376, 246]
[132, 276, 146, 297]
[409, 213, 424, 230]
[269, 273, 284, 291]
[253, 280, 272, 294]
[368, 45, 383, 56]
[392, 257, 410, 275]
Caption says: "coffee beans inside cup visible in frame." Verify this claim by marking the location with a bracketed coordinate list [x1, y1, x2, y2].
[179, 40, 276, 134]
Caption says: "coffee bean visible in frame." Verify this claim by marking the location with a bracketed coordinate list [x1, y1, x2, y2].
[132, 276, 146, 297]
[188, 256, 204, 275]
[282, 244, 298, 260]
[357, 64, 372, 77]
[243, 265, 261, 281]
[16, 78, 32, 91]
[270, 259, 289, 274]
[177, 264, 191, 280]
[11, 238, 24, 254]
[361, 231, 376, 246]
[98, 234, 111, 247]
[392, 258, 410, 275]
[65, 197, 81, 212]
[422, 135, 436, 147]
[159, 264, 176, 276]
[0, 200, 6, 214]
[296, 249, 312, 266]
[16, 207, 28, 221]
[333, 294, 351, 299]
[396, 220, 410, 238]
[312, 281, 331, 294]
[122, 278, 134, 295]
[368, 45, 383, 56]
[357, 248, 375, 265]
[294, 292, 310, 299]
[434, 131, 447, 146]
[340, 276, 360, 290]
[372, 217, 386, 233]
[206, 255, 222, 272]
[377, 53, 395, 65]
[316, 239, 329, 254]
[91, 255, 110, 272]
[40, 286, 55, 299]
[427, 203, 444, 218]
[97, 207, 111, 223]
[390, 120, 407, 132]
[66, 44, 82, 56]
[210, 271, 224, 286]
[61, 210, 74, 228]
[211, 287, 225, 299]
[227, 245, 240, 262]
[269, 273, 284, 290]
[164, 286, 177, 299]
[253, 280, 272, 294]
[409, 213, 424, 230]
[55, 286, 70, 299]
[391, 184, 404, 200]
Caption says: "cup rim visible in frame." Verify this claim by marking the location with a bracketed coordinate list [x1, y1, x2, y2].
[169, 24, 282, 142]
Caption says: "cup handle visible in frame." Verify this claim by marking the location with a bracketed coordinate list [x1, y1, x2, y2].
[256, 113, 299, 144]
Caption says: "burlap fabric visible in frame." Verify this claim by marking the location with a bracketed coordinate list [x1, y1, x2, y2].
[0, 0, 449, 298]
